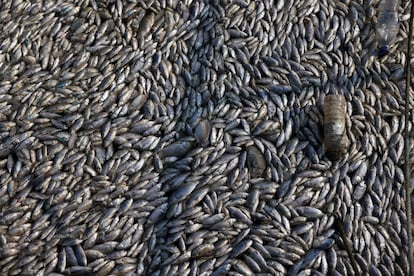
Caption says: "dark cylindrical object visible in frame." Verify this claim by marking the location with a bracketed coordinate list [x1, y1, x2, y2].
[323, 94, 347, 161]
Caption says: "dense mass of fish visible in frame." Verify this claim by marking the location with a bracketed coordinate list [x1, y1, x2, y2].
[0, 0, 413, 274]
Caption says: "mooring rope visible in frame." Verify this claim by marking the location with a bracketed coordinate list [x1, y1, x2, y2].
[404, 0, 414, 274]
[333, 214, 360, 276]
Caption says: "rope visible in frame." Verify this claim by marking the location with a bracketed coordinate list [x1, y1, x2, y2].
[404, 0, 414, 274]
[333, 214, 360, 276]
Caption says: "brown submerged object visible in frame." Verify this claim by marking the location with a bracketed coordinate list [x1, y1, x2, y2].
[323, 94, 348, 161]
[246, 145, 266, 178]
